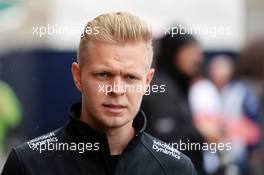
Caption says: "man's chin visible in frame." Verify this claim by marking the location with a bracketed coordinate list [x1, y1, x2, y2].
[99, 116, 132, 129]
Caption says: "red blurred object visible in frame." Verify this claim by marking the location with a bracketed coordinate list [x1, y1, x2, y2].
[193, 113, 261, 145]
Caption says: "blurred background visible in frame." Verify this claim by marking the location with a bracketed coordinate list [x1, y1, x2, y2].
[0, 0, 264, 174]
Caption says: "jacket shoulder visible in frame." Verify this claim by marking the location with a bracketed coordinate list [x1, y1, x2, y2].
[2, 127, 66, 175]
[15, 127, 65, 153]
[12, 127, 65, 167]
[140, 132, 197, 175]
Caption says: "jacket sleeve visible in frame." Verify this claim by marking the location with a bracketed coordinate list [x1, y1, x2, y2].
[1, 149, 25, 175]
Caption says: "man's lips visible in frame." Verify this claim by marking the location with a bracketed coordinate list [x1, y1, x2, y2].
[102, 103, 127, 113]
[102, 103, 127, 108]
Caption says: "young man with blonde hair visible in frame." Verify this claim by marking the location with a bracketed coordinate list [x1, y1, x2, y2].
[2, 12, 197, 175]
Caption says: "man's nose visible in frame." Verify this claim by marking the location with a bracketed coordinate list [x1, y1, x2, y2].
[107, 76, 125, 96]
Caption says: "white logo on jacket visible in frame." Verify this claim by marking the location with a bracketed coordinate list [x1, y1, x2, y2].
[152, 140, 181, 159]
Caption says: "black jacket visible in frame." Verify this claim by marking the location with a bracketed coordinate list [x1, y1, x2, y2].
[2, 103, 197, 175]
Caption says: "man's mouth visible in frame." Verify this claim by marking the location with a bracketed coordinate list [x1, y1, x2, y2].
[102, 103, 127, 114]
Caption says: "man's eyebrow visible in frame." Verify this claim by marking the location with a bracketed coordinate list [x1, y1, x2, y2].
[90, 66, 142, 77]
[122, 71, 142, 78]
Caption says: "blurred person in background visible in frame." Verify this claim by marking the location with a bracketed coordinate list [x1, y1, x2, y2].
[142, 26, 206, 175]
[233, 38, 264, 175]
[189, 55, 261, 175]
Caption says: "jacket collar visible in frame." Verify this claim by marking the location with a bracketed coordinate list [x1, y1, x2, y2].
[66, 102, 147, 142]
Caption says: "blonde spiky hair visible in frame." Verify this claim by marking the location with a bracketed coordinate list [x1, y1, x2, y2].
[77, 12, 153, 68]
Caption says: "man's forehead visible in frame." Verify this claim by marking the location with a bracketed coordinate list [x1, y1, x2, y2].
[84, 41, 147, 66]
[88, 41, 145, 57]
[88, 61, 144, 75]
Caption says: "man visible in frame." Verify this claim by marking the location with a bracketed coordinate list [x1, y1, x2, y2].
[2, 12, 197, 175]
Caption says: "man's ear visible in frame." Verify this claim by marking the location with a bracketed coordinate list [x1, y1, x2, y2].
[71, 62, 82, 92]
[146, 68, 155, 85]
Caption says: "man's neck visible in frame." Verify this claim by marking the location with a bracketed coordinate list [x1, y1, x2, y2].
[80, 106, 135, 155]
[105, 122, 135, 155]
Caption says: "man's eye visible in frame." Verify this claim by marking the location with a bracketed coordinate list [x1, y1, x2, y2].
[96, 72, 110, 78]
[126, 75, 137, 80]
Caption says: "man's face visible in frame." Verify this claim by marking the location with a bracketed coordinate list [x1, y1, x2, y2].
[175, 43, 203, 76]
[72, 41, 154, 130]
[209, 57, 233, 89]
